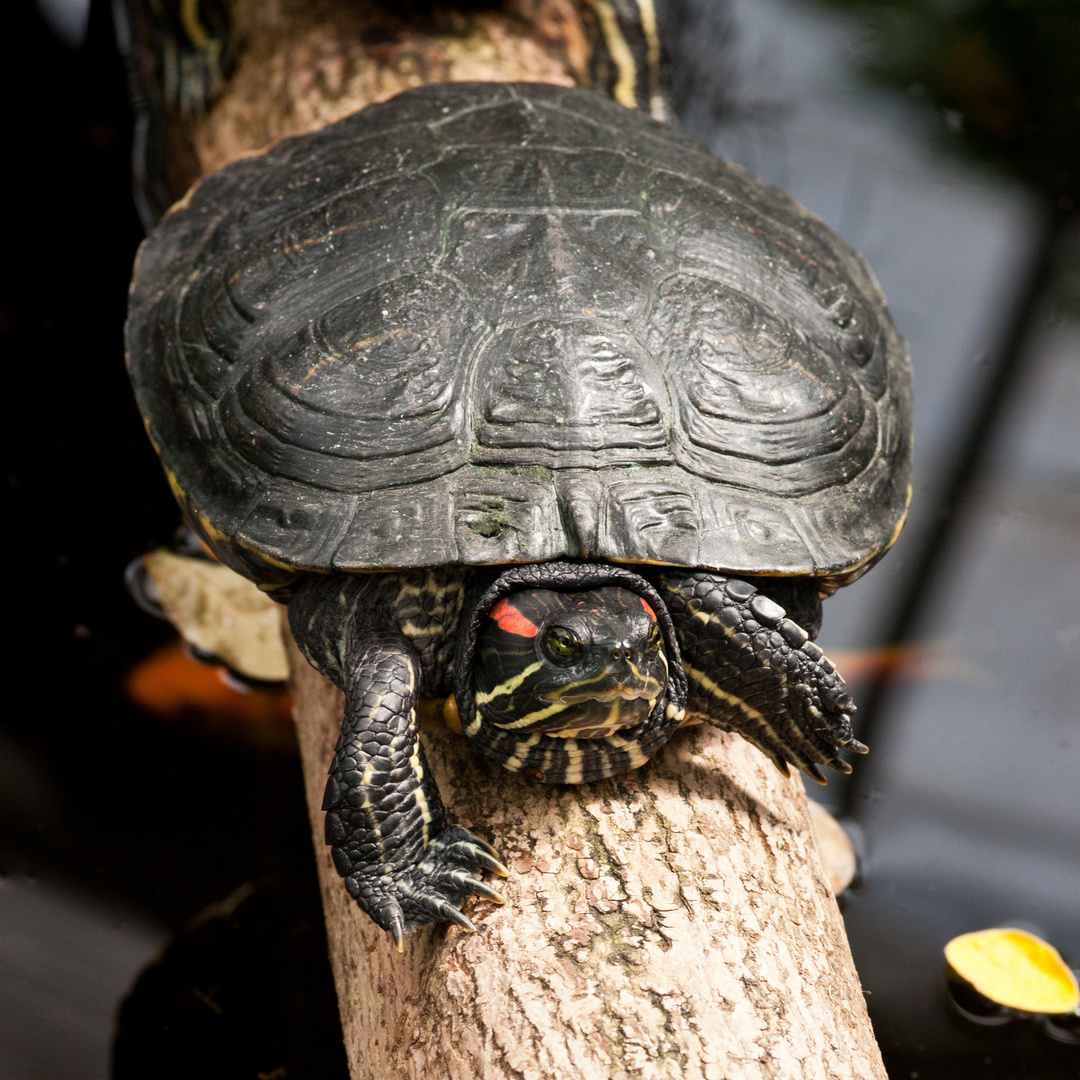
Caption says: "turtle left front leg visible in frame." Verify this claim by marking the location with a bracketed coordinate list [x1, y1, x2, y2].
[288, 575, 507, 947]
[654, 570, 866, 783]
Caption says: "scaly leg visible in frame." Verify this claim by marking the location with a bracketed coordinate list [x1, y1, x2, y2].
[289, 575, 506, 947]
[654, 570, 866, 783]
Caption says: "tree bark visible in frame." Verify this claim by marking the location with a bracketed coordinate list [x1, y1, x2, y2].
[287, 632, 886, 1080]
[143, 0, 591, 204]
[190, 0, 588, 175]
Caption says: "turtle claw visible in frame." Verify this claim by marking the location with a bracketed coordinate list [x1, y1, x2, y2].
[465, 848, 511, 878]
[390, 913, 406, 953]
[438, 828, 508, 871]
[461, 832, 502, 860]
[348, 825, 506, 946]
[378, 902, 406, 954]
[417, 826, 507, 902]
[456, 875, 505, 904]
[430, 900, 478, 933]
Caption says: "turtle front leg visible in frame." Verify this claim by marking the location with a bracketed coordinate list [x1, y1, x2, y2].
[654, 570, 866, 783]
[288, 577, 507, 948]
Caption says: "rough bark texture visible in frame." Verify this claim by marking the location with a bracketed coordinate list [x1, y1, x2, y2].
[163, 0, 587, 194]
[287, 632, 886, 1080]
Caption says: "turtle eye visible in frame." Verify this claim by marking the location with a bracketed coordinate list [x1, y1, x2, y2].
[647, 623, 662, 652]
[544, 625, 579, 663]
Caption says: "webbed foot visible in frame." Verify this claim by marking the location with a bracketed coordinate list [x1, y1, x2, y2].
[341, 826, 509, 949]
[290, 574, 509, 947]
[657, 570, 866, 782]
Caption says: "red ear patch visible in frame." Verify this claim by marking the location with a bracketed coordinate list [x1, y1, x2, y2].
[640, 597, 657, 621]
[490, 597, 540, 638]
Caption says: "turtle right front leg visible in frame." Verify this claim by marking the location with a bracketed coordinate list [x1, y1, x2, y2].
[288, 576, 507, 948]
[654, 569, 867, 784]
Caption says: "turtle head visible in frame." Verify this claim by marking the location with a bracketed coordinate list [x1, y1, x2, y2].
[473, 587, 669, 737]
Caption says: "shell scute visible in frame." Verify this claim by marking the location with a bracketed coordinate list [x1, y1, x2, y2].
[424, 146, 649, 215]
[223, 272, 484, 491]
[453, 477, 563, 564]
[601, 481, 702, 567]
[334, 488, 455, 571]
[428, 97, 624, 155]
[270, 123, 441, 200]
[641, 275, 876, 494]
[475, 322, 668, 455]
[441, 211, 659, 328]
[222, 174, 445, 343]
[240, 478, 357, 572]
[183, 265, 252, 376]
[645, 174, 850, 319]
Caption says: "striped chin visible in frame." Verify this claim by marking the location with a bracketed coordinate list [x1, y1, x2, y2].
[479, 691, 659, 736]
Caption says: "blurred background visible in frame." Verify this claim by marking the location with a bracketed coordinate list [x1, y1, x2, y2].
[1, 0, 1077, 1077]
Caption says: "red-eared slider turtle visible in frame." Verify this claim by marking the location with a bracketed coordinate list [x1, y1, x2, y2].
[126, 82, 912, 947]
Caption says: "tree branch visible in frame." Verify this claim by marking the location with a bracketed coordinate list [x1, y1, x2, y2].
[287, 631, 886, 1080]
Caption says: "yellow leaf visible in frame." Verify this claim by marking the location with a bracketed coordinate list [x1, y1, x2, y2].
[945, 928, 1080, 1015]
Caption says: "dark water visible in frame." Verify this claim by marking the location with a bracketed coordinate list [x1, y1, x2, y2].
[1, 0, 1076, 1077]
[675, 1, 1080, 1077]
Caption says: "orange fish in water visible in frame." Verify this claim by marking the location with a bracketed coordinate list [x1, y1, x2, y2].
[830, 641, 961, 684]
[124, 639, 297, 751]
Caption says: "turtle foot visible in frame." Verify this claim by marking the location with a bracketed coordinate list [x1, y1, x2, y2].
[657, 569, 867, 783]
[343, 826, 508, 950]
[786, 640, 867, 782]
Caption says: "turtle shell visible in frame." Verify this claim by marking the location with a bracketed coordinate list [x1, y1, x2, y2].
[127, 82, 911, 588]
